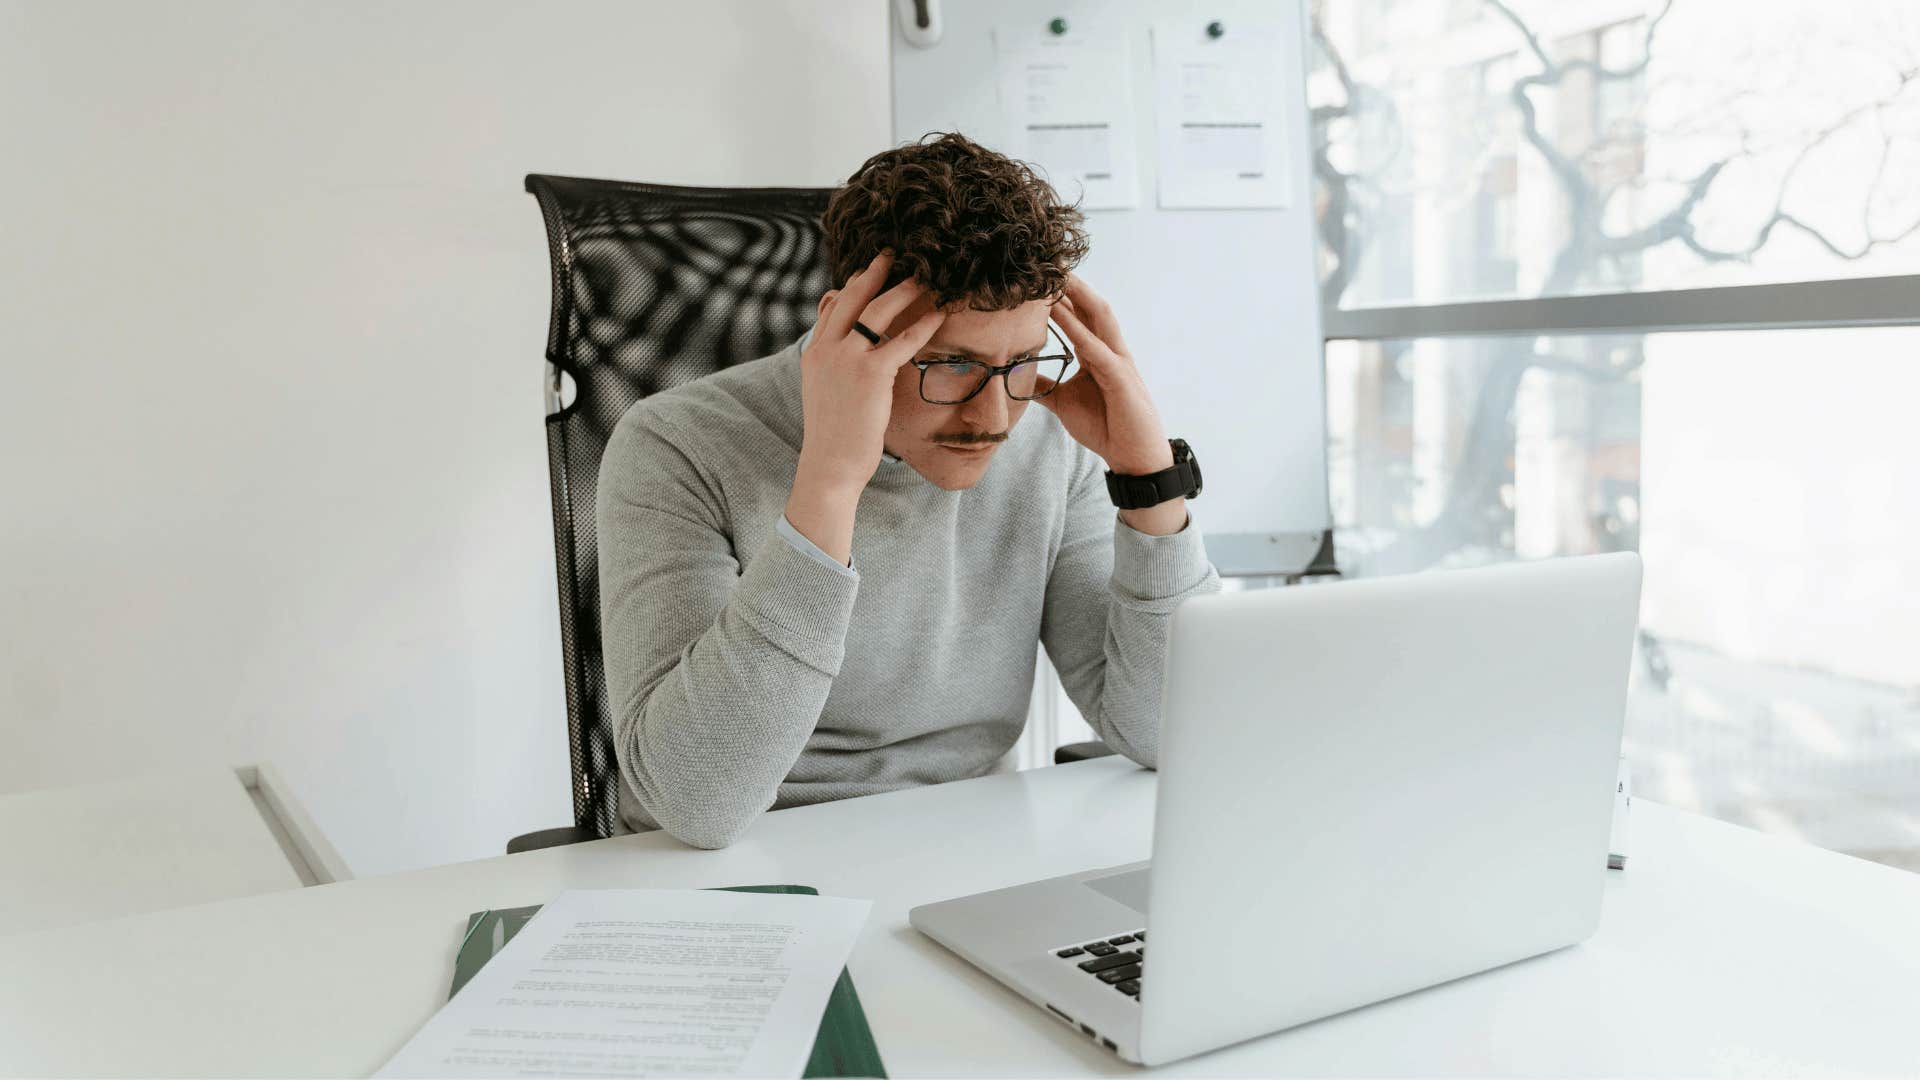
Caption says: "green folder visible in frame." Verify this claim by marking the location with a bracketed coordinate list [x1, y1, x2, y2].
[449, 884, 886, 1079]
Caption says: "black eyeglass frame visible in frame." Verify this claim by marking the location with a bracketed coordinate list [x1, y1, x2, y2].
[908, 322, 1077, 406]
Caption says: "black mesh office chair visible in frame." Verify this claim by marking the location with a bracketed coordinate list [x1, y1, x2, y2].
[509, 174, 1108, 854]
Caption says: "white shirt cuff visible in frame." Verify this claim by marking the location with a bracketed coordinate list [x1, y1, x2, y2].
[775, 513, 857, 577]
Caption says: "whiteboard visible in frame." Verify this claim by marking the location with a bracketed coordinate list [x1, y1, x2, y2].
[890, 0, 1329, 569]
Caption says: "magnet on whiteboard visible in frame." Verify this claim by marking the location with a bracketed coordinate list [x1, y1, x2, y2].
[896, 0, 942, 48]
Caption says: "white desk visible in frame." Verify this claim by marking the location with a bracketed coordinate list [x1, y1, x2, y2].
[1, 757, 1916, 1077]
[0, 764, 348, 937]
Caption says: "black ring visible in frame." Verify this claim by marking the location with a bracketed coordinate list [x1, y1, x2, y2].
[851, 321, 883, 346]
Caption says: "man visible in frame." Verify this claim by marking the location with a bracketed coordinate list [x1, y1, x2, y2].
[597, 133, 1222, 848]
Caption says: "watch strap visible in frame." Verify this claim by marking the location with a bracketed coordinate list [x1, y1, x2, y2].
[1105, 438, 1202, 509]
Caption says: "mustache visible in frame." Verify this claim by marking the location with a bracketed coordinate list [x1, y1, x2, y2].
[936, 434, 1007, 446]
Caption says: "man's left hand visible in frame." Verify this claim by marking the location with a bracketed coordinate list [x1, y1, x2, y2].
[1033, 274, 1175, 476]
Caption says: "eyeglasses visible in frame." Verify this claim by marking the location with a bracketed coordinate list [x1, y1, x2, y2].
[910, 322, 1076, 406]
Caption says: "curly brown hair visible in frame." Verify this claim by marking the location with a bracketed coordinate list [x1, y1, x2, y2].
[821, 132, 1090, 311]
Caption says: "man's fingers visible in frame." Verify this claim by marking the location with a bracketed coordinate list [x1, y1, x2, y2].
[1051, 303, 1119, 377]
[819, 251, 894, 341]
[880, 307, 946, 364]
[1063, 273, 1130, 355]
[856, 277, 932, 340]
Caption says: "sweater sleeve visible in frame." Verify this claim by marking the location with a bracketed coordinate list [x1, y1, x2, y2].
[596, 410, 859, 849]
[1039, 443, 1223, 767]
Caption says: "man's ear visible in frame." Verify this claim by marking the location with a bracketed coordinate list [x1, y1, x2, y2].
[817, 288, 839, 323]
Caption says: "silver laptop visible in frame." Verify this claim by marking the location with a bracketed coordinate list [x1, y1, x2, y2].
[910, 552, 1643, 1066]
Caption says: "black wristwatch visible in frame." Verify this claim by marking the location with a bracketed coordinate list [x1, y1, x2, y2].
[1105, 438, 1202, 509]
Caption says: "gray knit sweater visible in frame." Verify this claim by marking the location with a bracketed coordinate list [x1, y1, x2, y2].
[596, 337, 1223, 848]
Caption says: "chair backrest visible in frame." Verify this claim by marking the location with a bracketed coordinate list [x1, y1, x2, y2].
[525, 174, 836, 838]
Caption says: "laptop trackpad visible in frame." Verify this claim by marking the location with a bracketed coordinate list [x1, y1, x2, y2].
[1083, 866, 1151, 914]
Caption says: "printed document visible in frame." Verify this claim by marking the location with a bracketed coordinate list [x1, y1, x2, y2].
[377, 888, 872, 1078]
[995, 24, 1141, 210]
[1152, 20, 1292, 209]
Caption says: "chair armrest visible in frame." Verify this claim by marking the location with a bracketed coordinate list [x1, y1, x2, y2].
[507, 826, 598, 853]
[1054, 740, 1116, 764]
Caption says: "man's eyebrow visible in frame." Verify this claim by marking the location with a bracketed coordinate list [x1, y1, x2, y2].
[921, 337, 1050, 359]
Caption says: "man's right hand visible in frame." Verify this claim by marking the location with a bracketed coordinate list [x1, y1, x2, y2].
[784, 252, 945, 566]
[794, 251, 945, 495]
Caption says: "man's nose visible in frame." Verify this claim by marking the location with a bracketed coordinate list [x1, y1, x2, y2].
[961, 376, 1011, 432]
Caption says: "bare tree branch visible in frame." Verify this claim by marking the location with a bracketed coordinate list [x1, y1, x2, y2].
[1309, 8, 1404, 305]
[1680, 65, 1919, 263]
[1483, 0, 1674, 82]
[1596, 161, 1724, 255]
[1318, 0, 1917, 573]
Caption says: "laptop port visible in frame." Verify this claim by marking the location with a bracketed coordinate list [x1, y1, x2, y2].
[1046, 1004, 1073, 1025]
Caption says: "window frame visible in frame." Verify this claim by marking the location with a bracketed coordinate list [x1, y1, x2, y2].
[1324, 273, 1920, 342]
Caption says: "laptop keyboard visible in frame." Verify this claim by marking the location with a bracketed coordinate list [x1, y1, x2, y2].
[1052, 929, 1145, 999]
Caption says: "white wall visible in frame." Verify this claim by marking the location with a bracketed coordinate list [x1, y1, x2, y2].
[0, 0, 890, 876]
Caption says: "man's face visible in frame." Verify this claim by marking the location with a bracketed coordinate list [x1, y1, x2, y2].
[816, 289, 1054, 491]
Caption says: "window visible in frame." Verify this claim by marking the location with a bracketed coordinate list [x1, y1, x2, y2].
[1313, 0, 1920, 872]
[1310, 0, 1920, 306]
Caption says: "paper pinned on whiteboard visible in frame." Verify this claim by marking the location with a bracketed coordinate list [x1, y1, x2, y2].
[994, 24, 1140, 210]
[1151, 20, 1292, 210]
